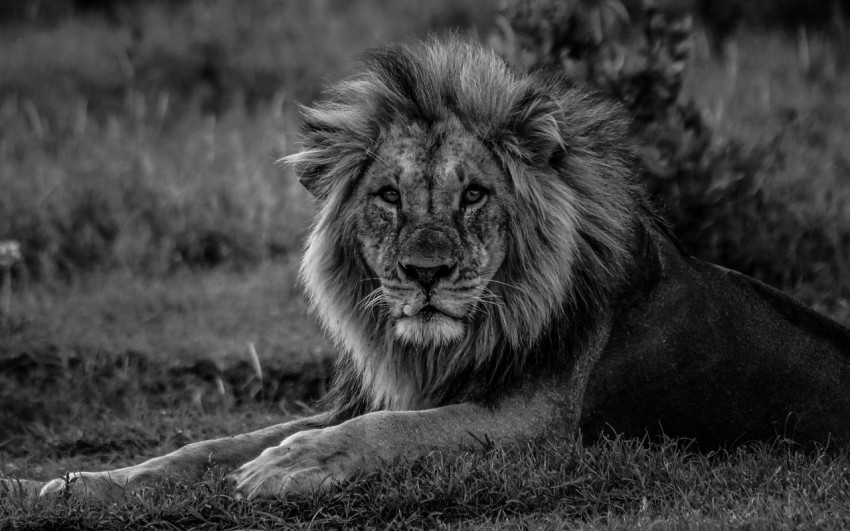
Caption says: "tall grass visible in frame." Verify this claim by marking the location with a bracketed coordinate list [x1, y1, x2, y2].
[0, 0, 495, 280]
[1, 98, 310, 279]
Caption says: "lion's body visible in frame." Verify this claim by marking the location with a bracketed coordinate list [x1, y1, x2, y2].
[5, 38, 850, 501]
[583, 226, 850, 447]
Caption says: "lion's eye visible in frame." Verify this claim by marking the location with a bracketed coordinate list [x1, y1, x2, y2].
[462, 185, 487, 205]
[378, 187, 401, 204]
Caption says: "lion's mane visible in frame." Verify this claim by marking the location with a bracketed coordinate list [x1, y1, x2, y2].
[287, 39, 654, 418]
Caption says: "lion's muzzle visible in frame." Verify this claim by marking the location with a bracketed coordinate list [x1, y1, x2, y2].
[397, 260, 458, 293]
[397, 225, 461, 293]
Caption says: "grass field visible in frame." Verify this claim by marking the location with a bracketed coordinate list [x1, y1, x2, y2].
[2, 1, 850, 528]
[4, 437, 849, 529]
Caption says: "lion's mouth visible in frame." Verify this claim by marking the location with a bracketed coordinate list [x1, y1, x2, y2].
[402, 303, 460, 320]
[418, 305, 452, 321]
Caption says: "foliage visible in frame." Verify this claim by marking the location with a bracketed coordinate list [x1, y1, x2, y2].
[692, 0, 848, 36]
[491, 0, 850, 289]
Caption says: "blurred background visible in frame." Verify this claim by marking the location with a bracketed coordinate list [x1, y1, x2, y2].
[1, 0, 849, 473]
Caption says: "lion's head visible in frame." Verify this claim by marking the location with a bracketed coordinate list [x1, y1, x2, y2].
[353, 116, 510, 346]
[288, 39, 642, 413]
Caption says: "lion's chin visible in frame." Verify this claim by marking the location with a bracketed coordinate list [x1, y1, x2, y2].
[394, 314, 465, 346]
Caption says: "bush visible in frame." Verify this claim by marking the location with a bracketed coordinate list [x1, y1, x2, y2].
[490, 0, 848, 288]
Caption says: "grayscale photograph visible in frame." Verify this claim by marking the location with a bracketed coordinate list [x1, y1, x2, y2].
[1, 0, 849, 528]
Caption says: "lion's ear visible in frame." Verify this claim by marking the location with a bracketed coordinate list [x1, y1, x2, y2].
[507, 91, 566, 166]
[287, 148, 369, 200]
[280, 150, 329, 198]
[285, 103, 375, 199]
[284, 137, 370, 200]
[298, 167, 325, 198]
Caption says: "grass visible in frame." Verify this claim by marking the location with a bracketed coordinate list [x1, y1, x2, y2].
[0, 261, 331, 477]
[2, 1, 850, 528]
[3, 437, 850, 529]
[0, 98, 311, 279]
[4, 259, 330, 367]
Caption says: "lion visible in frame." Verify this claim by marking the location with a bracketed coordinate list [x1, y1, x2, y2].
[3, 38, 850, 501]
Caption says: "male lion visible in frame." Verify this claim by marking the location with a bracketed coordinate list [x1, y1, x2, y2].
[4, 38, 850, 500]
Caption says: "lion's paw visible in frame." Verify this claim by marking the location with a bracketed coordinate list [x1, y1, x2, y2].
[229, 427, 365, 499]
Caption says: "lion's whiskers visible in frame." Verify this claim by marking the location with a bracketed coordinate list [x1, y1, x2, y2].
[358, 286, 386, 312]
[463, 286, 504, 320]
[483, 278, 521, 292]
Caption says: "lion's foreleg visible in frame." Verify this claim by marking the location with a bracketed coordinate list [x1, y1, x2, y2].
[37, 412, 332, 499]
[229, 385, 564, 498]
[230, 316, 613, 498]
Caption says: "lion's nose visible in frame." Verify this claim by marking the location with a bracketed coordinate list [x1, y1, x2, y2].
[397, 259, 457, 292]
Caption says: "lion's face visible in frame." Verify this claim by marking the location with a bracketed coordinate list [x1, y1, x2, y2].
[293, 39, 637, 410]
[353, 118, 510, 346]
